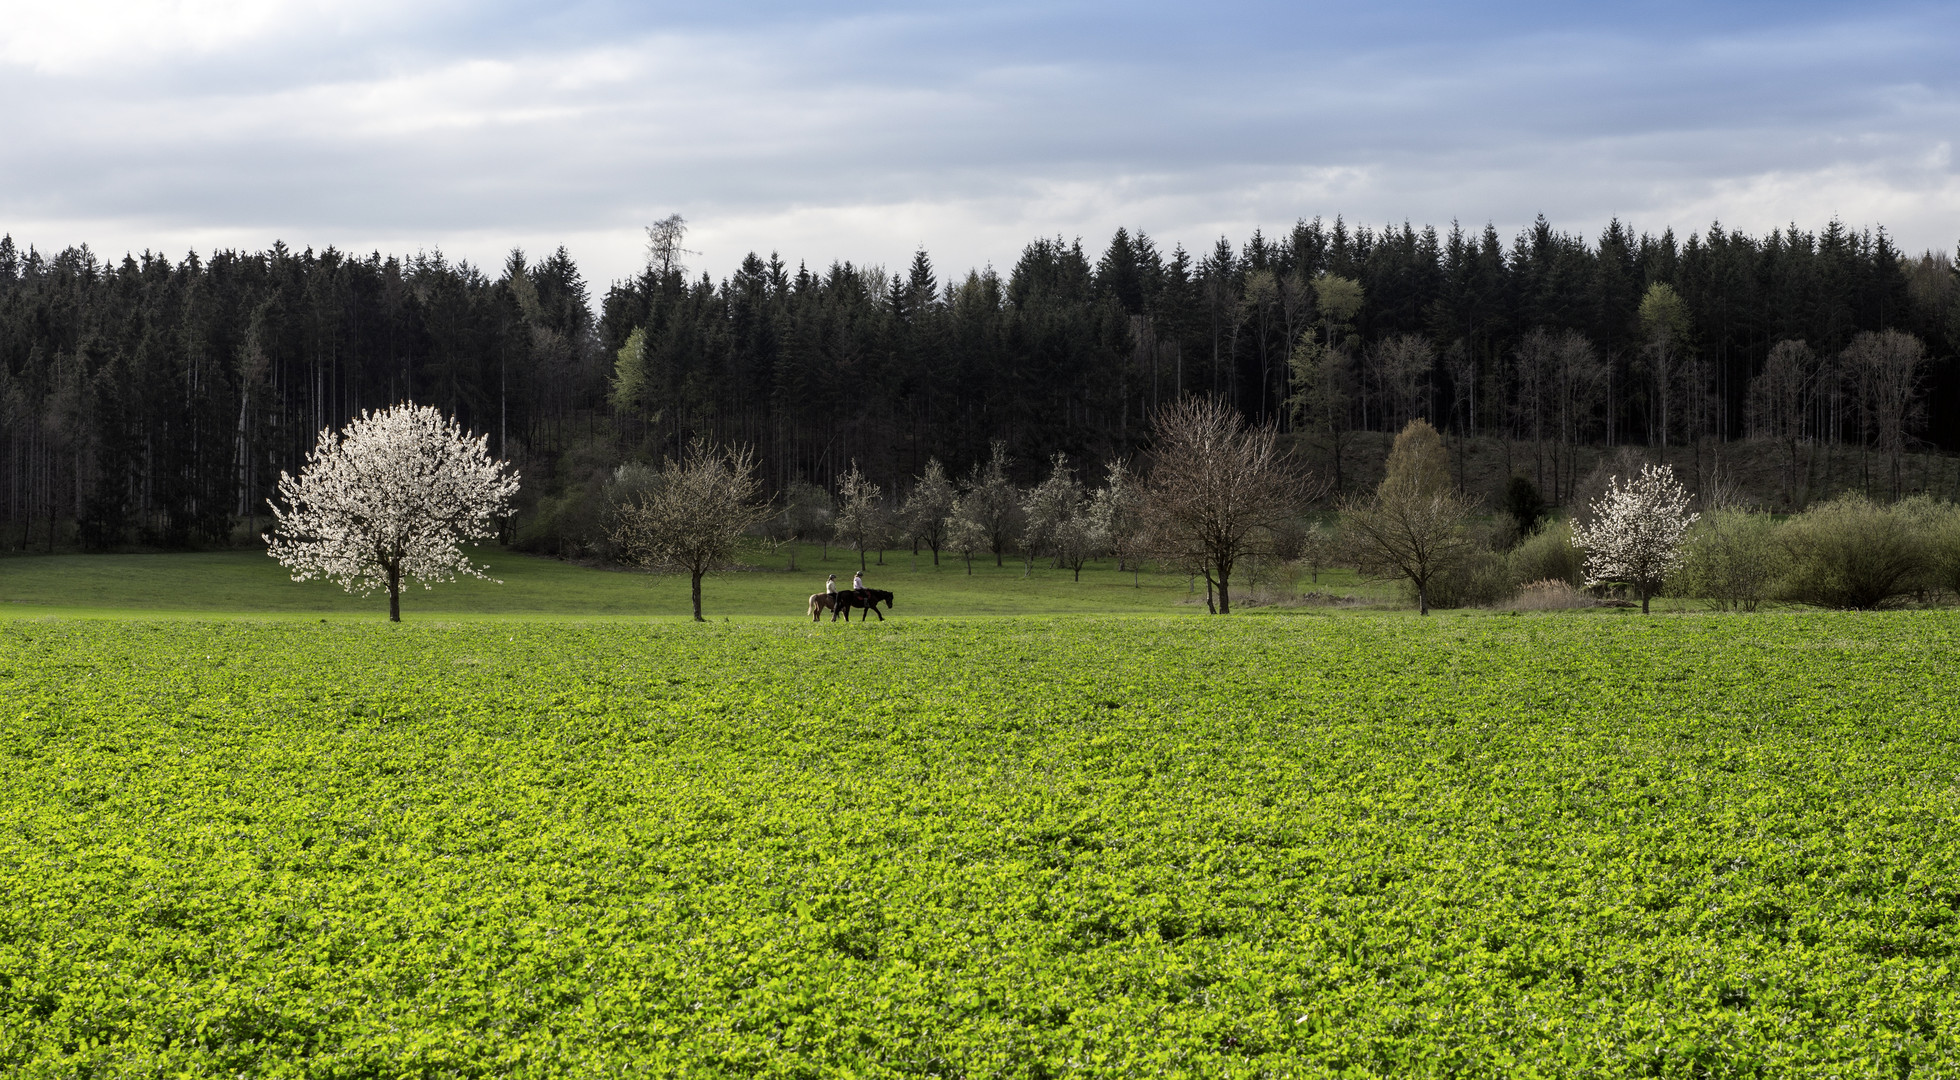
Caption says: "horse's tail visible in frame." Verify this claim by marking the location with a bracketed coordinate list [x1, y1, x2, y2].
[808, 593, 822, 619]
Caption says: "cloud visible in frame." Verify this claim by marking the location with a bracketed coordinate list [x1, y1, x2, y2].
[1, 0, 1955, 290]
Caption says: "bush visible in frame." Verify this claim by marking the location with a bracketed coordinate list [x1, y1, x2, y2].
[1671, 510, 1785, 612]
[1776, 494, 1929, 609]
[1422, 547, 1512, 609]
[1507, 519, 1583, 588]
[1507, 579, 1596, 610]
[1923, 500, 1960, 600]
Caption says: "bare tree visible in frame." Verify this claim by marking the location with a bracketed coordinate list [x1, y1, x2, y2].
[1288, 275, 1363, 492]
[645, 214, 694, 277]
[1638, 283, 1692, 460]
[766, 477, 831, 572]
[1372, 333, 1435, 432]
[267, 403, 519, 622]
[1512, 329, 1556, 492]
[1550, 330, 1604, 503]
[608, 439, 770, 621]
[1745, 339, 1818, 508]
[1142, 396, 1313, 614]
[1844, 330, 1926, 498]
[1343, 419, 1474, 615]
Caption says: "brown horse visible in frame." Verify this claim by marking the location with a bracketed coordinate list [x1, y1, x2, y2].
[808, 592, 840, 621]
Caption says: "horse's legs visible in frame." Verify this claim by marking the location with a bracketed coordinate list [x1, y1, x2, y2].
[870, 604, 884, 621]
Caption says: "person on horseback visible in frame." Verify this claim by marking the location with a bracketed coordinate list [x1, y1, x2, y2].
[826, 574, 837, 596]
[852, 570, 864, 598]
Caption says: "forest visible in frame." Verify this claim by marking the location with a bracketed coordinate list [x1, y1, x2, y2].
[1, 216, 1956, 554]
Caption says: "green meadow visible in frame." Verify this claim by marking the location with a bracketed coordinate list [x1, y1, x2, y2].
[0, 545, 1241, 620]
[3, 607, 1959, 1076]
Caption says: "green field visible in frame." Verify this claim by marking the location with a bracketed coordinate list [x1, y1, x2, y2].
[0, 545, 1290, 619]
[3, 611, 1957, 1075]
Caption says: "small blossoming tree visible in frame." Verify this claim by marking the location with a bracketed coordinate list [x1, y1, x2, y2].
[266, 403, 520, 621]
[1572, 462, 1697, 614]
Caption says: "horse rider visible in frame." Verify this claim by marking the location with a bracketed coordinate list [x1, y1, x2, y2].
[852, 570, 865, 598]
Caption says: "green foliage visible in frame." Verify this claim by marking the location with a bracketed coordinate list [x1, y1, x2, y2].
[3, 614, 1959, 1074]
[1777, 494, 1930, 609]
[1672, 510, 1786, 612]
[1507, 518, 1584, 588]
[608, 326, 653, 416]
[1417, 545, 1511, 609]
[1379, 419, 1450, 499]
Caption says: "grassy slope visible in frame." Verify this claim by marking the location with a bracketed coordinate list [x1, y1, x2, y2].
[0, 544, 1395, 619]
[2, 612, 1956, 1074]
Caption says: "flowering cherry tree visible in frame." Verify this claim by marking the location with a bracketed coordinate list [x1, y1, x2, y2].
[266, 404, 519, 621]
[1572, 462, 1697, 614]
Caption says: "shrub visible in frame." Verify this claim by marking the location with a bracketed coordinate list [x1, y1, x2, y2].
[1776, 494, 1929, 609]
[1671, 510, 1785, 612]
[1507, 519, 1583, 588]
[1507, 579, 1596, 610]
[1422, 547, 1512, 609]
[1922, 501, 1960, 600]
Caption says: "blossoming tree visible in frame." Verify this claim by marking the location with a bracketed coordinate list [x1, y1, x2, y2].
[1571, 462, 1697, 614]
[266, 404, 520, 621]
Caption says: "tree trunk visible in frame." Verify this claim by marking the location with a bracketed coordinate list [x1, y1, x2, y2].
[1417, 582, 1429, 616]
[387, 561, 401, 622]
[859, 547, 867, 572]
[691, 570, 705, 621]
[1640, 582, 1651, 615]
[1215, 568, 1231, 614]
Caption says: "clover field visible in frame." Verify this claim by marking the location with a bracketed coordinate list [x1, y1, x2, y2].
[2, 612, 1958, 1076]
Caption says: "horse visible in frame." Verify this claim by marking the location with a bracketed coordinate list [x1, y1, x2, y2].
[830, 587, 894, 622]
[808, 592, 840, 621]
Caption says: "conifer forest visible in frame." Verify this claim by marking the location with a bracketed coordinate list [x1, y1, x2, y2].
[2, 217, 1956, 553]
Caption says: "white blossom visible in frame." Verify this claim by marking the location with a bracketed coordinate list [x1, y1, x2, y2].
[266, 403, 519, 621]
[1571, 462, 1697, 614]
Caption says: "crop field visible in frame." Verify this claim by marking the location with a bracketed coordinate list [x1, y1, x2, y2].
[3, 612, 1958, 1076]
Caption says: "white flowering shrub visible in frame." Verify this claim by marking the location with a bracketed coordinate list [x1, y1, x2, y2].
[266, 404, 520, 621]
[1571, 462, 1697, 614]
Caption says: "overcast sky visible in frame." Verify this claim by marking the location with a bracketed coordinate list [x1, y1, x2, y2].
[3, 0, 1956, 289]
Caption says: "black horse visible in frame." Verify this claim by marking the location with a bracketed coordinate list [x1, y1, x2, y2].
[831, 587, 894, 622]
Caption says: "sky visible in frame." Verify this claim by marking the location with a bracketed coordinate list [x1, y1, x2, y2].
[2, 0, 1957, 290]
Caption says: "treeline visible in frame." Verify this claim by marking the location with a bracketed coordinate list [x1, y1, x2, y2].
[2, 216, 1956, 552]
